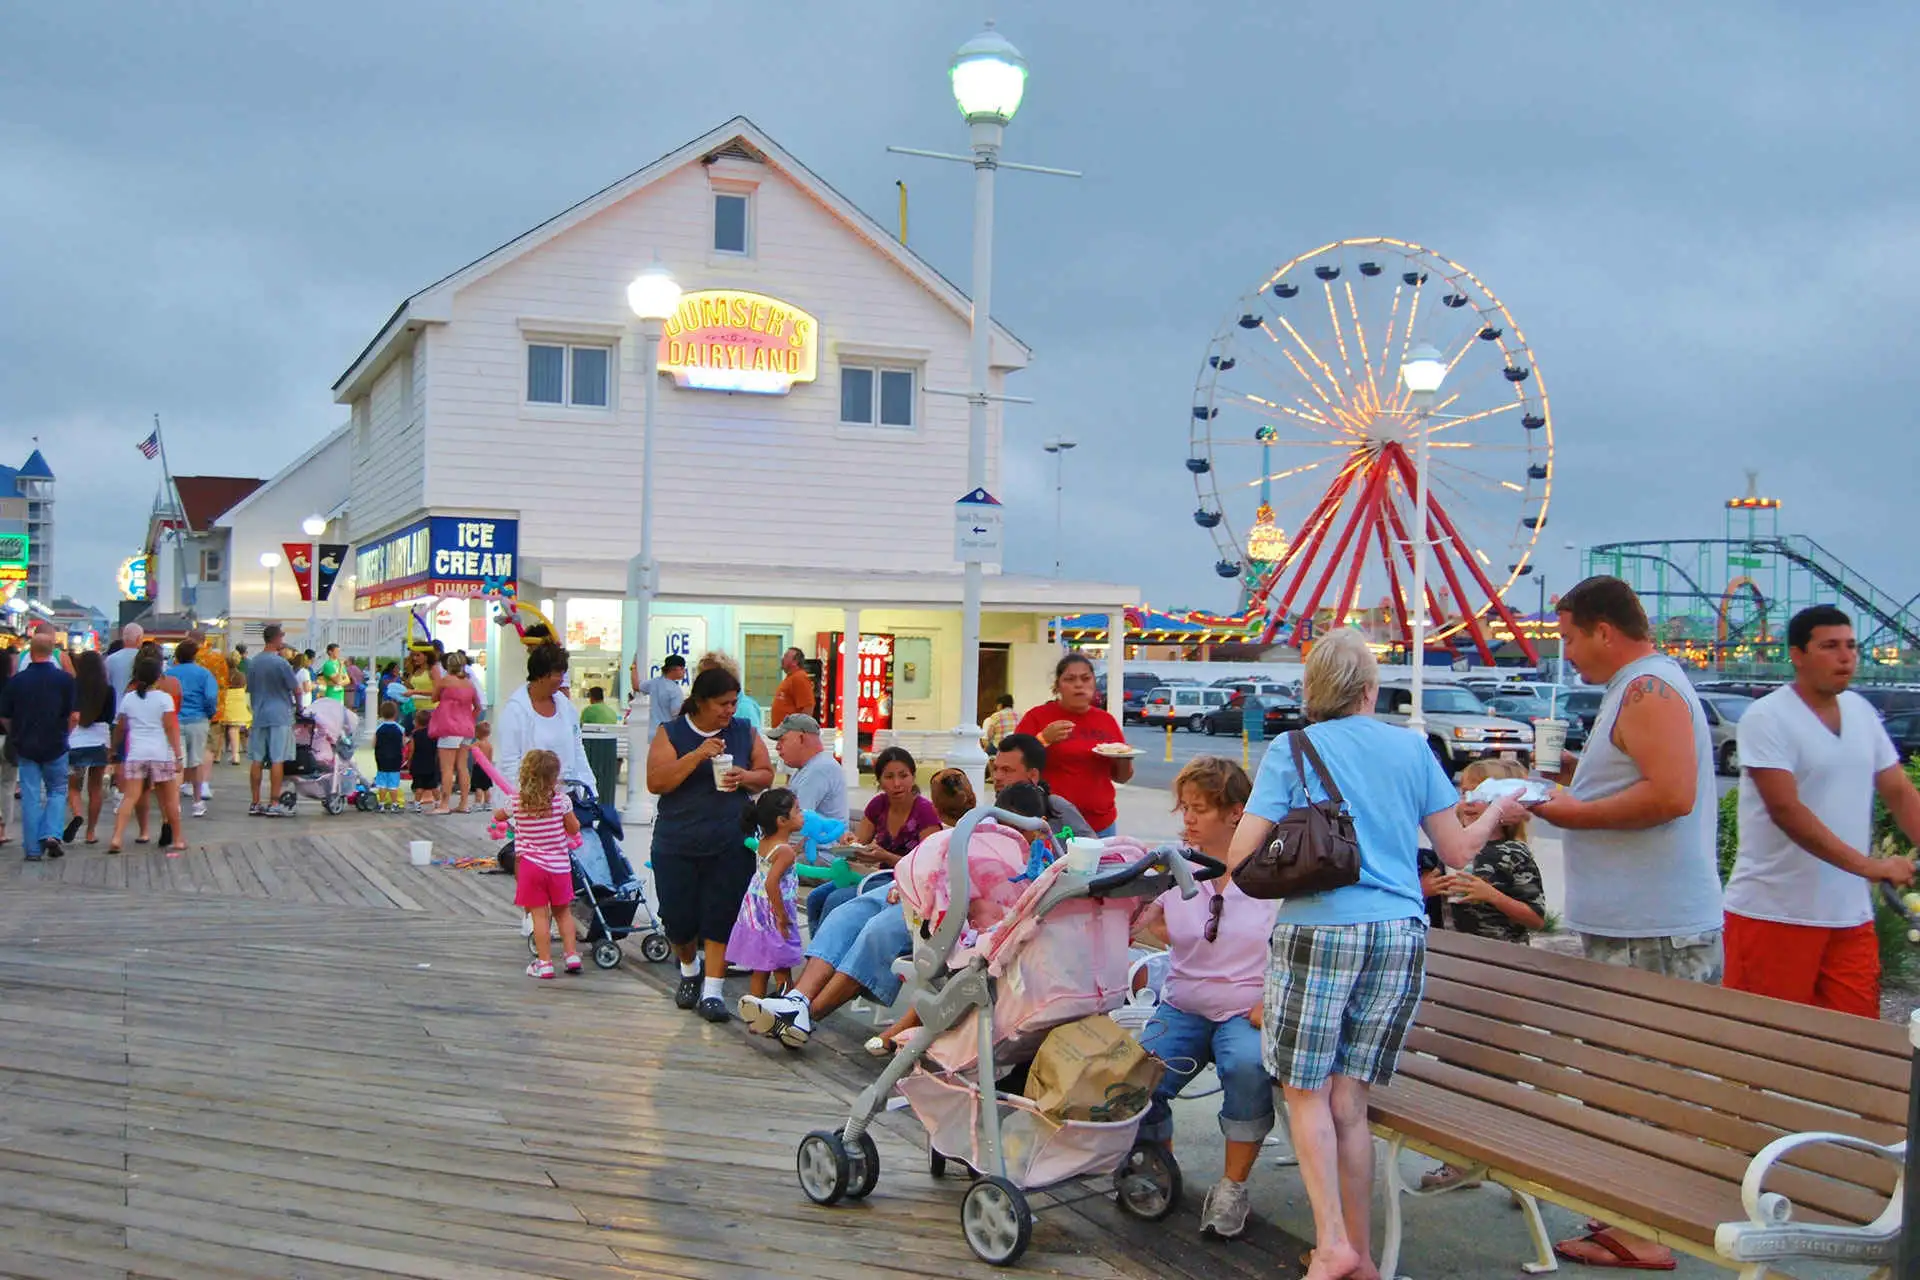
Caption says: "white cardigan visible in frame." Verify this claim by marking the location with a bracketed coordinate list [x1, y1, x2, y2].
[491, 686, 594, 793]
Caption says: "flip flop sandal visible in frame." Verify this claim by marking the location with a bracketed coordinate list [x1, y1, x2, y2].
[1553, 1228, 1676, 1270]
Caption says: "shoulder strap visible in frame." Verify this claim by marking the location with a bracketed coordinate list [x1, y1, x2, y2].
[1289, 729, 1346, 806]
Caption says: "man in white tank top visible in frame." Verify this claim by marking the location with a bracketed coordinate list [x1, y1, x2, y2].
[1530, 577, 1724, 1271]
[1533, 576, 1724, 981]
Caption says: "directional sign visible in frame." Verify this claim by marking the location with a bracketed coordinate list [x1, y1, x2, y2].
[954, 488, 1004, 565]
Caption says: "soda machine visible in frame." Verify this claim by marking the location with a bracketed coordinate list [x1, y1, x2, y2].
[816, 631, 894, 744]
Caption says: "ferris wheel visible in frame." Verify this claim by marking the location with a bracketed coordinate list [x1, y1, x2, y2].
[1188, 237, 1551, 662]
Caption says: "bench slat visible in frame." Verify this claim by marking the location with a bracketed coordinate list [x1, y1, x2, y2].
[1422, 976, 1908, 1123]
[1394, 1055, 1891, 1226]
[1404, 1025, 1899, 1196]
[1430, 932, 1902, 1057]
[1416, 1002, 1905, 1153]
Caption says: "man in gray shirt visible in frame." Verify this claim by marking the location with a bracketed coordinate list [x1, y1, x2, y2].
[771, 714, 854, 933]
[103, 622, 143, 697]
[632, 653, 687, 741]
[245, 624, 302, 816]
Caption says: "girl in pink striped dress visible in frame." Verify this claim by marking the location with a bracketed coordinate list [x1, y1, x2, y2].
[498, 749, 580, 979]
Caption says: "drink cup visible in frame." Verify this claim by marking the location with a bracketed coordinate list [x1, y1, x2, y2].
[713, 753, 735, 791]
[1064, 837, 1106, 876]
[409, 840, 432, 866]
[1532, 719, 1567, 776]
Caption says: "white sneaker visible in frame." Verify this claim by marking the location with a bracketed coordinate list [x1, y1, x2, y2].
[191, 801, 208, 818]
[1200, 1176, 1251, 1239]
[745, 993, 811, 1046]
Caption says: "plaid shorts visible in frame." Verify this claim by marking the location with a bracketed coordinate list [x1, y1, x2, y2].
[1262, 916, 1427, 1090]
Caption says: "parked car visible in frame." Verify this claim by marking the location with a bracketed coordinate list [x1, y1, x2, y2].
[1202, 689, 1308, 738]
[1096, 670, 1163, 724]
[1882, 711, 1920, 763]
[1559, 688, 1605, 751]
[1700, 693, 1754, 775]
[1856, 687, 1920, 719]
[1141, 685, 1233, 731]
[1483, 692, 1590, 755]
[1375, 682, 1532, 774]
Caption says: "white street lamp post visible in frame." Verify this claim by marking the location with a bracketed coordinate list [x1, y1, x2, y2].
[1042, 436, 1076, 577]
[259, 550, 281, 617]
[1398, 344, 1448, 737]
[302, 514, 327, 650]
[626, 262, 683, 816]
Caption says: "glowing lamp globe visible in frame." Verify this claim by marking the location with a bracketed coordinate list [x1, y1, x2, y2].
[259, 551, 281, 569]
[950, 25, 1027, 123]
[302, 514, 327, 538]
[627, 264, 683, 322]
[1399, 344, 1447, 400]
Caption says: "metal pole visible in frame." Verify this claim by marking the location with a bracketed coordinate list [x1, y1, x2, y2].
[308, 540, 319, 651]
[267, 566, 275, 617]
[1408, 405, 1432, 736]
[626, 318, 663, 817]
[951, 118, 1001, 795]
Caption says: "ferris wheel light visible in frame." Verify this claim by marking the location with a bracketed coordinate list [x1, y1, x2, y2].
[951, 25, 1028, 123]
[1399, 344, 1447, 400]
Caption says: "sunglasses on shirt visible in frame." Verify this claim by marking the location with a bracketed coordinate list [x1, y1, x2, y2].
[1204, 890, 1225, 943]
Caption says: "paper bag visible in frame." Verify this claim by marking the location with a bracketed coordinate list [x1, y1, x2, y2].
[1021, 1014, 1165, 1124]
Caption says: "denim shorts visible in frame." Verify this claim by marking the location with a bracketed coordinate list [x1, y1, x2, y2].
[68, 745, 110, 769]
[804, 885, 913, 1004]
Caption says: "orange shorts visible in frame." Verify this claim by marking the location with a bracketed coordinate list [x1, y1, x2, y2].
[1723, 911, 1880, 1018]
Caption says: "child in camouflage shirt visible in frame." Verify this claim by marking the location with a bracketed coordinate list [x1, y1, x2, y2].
[1419, 758, 1547, 944]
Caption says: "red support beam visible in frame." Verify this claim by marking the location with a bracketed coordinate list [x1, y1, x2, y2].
[1373, 501, 1412, 649]
[1381, 479, 1457, 649]
[1259, 461, 1364, 643]
[1330, 460, 1391, 631]
[1250, 464, 1352, 612]
[1291, 456, 1392, 646]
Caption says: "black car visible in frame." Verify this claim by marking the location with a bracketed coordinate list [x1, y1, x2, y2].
[1884, 711, 1920, 763]
[1202, 690, 1308, 738]
[1858, 687, 1920, 718]
[1095, 671, 1163, 725]
[1559, 688, 1604, 750]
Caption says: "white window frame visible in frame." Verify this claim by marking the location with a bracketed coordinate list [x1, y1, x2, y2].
[712, 191, 752, 257]
[838, 364, 919, 430]
[517, 320, 624, 413]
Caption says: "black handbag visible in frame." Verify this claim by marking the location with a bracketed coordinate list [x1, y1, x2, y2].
[1232, 730, 1361, 900]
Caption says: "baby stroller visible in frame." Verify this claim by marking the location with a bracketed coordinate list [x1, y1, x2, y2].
[506, 785, 672, 969]
[792, 805, 1223, 1266]
[280, 701, 371, 816]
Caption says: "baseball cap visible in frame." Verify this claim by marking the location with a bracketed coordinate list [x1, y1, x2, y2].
[768, 713, 821, 738]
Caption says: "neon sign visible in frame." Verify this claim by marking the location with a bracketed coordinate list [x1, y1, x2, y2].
[659, 289, 818, 395]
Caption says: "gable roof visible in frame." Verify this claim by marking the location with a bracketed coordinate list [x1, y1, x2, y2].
[212, 424, 351, 528]
[334, 116, 1031, 401]
[18, 450, 52, 479]
[173, 475, 265, 532]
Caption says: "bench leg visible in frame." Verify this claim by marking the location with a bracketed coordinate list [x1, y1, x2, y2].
[1381, 1133, 1410, 1280]
[1513, 1190, 1559, 1274]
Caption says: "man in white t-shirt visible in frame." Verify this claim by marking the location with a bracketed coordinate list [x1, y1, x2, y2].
[1725, 605, 1920, 1016]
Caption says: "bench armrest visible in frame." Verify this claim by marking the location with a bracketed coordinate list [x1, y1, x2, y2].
[1715, 1130, 1905, 1268]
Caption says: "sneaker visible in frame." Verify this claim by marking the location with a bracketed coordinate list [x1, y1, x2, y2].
[525, 959, 555, 980]
[673, 974, 701, 1010]
[191, 801, 208, 819]
[43, 839, 64, 860]
[23, 850, 42, 862]
[563, 953, 582, 975]
[746, 993, 812, 1046]
[738, 994, 764, 1025]
[1200, 1177, 1251, 1240]
[63, 816, 83, 843]
[276, 803, 296, 817]
[249, 803, 267, 817]
[697, 996, 730, 1023]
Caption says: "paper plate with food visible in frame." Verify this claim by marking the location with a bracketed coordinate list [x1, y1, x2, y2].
[1465, 776, 1553, 806]
[1092, 742, 1142, 759]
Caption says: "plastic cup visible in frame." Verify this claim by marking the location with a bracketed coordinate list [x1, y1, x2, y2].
[1064, 838, 1106, 876]
[1532, 719, 1568, 775]
[713, 753, 735, 791]
[409, 840, 432, 866]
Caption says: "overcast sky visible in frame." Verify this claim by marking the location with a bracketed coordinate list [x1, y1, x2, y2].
[7, 1, 1917, 631]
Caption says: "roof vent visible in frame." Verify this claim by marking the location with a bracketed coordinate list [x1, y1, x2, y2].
[703, 138, 765, 165]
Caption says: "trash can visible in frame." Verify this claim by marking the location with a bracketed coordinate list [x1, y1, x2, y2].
[582, 733, 620, 805]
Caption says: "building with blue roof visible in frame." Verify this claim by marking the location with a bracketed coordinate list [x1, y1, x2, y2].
[0, 449, 55, 603]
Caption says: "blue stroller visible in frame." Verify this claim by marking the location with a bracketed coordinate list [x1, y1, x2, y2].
[506, 787, 672, 969]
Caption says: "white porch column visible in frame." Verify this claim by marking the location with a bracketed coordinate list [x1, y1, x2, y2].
[840, 607, 861, 794]
[1107, 606, 1127, 720]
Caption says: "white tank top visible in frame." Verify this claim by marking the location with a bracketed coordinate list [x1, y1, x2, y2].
[1564, 653, 1723, 938]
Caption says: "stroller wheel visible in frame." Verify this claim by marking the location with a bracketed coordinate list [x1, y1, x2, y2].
[961, 1176, 1032, 1266]
[1114, 1140, 1183, 1222]
[639, 933, 673, 964]
[796, 1130, 852, 1206]
[845, 1131, 880, 1201]
[591, 941, 622, 970]
[322, 794, 347, 816]
[279, 790, 296, 810]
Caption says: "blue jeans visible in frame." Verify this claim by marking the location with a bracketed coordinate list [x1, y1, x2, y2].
[806, 881, 861, 935]
[804, 884, 914, 1004]
[18, 754, 70, 855]
[1137, 1001, 1275, 1144]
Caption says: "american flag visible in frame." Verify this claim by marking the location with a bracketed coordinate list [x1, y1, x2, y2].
[136, 429, 160, 459]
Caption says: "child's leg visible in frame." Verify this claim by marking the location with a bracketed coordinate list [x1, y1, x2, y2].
[749, 971, 768, 998]
[558, 901, 579, 958]
[528, 906, 552, 965]
[880, 1008, 922, 1045]
[159, 781, 185, 849]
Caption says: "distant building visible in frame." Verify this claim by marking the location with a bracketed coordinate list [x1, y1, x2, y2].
[0, 449, 54, 602]
[143, 474, 266, 623]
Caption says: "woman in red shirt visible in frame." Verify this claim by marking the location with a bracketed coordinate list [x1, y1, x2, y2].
[1014, 653, 1133, 836]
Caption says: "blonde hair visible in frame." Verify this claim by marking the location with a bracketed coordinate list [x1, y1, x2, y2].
[1171, 755, 1252, 812]
[1302, 627, 1378, 721]
[696, 651, 741, 680]
[518, 749, 561, 820]
[1456, 757, 1530, 841]
[443, 651, 466, 677]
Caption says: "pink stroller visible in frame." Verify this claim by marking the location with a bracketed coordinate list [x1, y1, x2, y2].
[280, 700, 370, 815]
[792, 804, 1224, 1266]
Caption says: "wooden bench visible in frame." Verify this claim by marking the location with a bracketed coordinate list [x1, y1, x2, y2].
[1370, 931, 1910, 1279]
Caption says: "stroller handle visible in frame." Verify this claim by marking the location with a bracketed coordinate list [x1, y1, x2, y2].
[1088, 847, 1226, 900]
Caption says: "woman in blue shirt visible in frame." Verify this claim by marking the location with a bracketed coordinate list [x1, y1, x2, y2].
[1228, 629, 1524, 1280]
[170, 640, 222, 818]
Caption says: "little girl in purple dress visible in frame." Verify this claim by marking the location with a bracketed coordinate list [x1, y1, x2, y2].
[728, 788, 805, 1002]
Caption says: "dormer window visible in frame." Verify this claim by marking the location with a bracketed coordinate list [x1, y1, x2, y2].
[713, 192, 750, 255]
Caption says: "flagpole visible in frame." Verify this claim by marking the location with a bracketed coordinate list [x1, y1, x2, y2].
[150, 414, 192, 622]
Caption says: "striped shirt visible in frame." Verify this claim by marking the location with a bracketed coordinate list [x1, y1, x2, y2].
[515, 792, 575, 873]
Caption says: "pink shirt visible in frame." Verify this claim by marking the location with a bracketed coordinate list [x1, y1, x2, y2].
[1155, 871, 1278, 1023]
[515, 792, 575, 873]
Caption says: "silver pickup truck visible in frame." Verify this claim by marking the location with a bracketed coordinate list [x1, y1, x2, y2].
[1375, 682, 1532, 775]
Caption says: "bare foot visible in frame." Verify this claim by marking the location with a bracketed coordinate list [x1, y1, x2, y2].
[1303, 1242, 1364, 1280]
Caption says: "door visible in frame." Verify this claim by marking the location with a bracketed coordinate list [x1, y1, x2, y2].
[740, 630, 788, 710]
[893, 635, 935, 727]
[977, 643, 1011, 727]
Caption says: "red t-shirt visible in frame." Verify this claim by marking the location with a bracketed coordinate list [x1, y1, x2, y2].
[1014, 700, 1125, 833]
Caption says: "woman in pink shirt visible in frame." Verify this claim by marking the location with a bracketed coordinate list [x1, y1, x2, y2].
[1131, 756, 1277, 1243]
[428, 651, 481, 813]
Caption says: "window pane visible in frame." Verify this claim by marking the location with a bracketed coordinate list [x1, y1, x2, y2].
[570, 346, 609, 407]
[527, 344, 565, 403]
[879, 370, 914, 426]
[714, 194, 748, 253]
[840, 366, 874, 423]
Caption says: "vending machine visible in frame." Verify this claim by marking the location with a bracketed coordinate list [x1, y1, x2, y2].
[816, 631, 895, 742]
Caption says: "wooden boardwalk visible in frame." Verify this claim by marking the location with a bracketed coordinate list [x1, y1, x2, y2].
[0, 800, 1303, 1279]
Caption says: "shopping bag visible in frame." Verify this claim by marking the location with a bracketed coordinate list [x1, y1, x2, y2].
[1021, 1014, 1165, 1124]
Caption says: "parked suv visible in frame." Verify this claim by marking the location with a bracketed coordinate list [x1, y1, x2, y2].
[1096, 670, 1164, 725]
[1376, 683, 1532, 774]
[1142, 685, 1232, 732]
